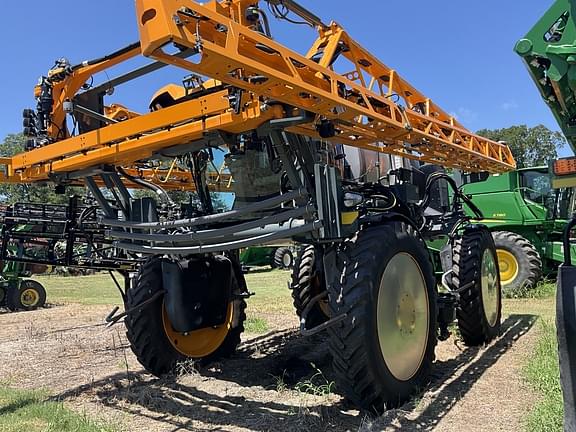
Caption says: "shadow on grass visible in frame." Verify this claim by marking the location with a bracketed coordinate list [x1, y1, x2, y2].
[243, 267, 287, 274]
[52, 314, 537, 432]
[0, 397, 37, 416]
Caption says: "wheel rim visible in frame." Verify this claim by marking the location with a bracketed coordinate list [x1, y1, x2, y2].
[377, 253, 429, 381]
[162, 303, 233, 358]
[496, 249, 519, 286]
[282, 253, 292, 268]
[312, 274, 330, 317]
[20, 288, 40, 307]
[481, 250, 500, 327]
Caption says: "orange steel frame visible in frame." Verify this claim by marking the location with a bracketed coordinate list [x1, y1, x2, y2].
[3, 0, 515, 186]
[0, 165, 233, 192]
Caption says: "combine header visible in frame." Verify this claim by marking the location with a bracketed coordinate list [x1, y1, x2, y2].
[2, 0, 515, 411]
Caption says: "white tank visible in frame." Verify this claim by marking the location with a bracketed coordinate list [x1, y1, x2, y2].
[343, 145, 412, 183]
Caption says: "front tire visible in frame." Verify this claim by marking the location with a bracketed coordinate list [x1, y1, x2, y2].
[328, 222, 437, 412]
[290, 246, 329, 328]
[125, 257, 246, 376]
[453, 226, 502, 346]
[492, 231, 542, 296]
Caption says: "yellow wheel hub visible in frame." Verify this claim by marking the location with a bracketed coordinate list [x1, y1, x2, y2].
[20, 288, 40, 307]
[496, 249, 519, 286]
[162, 303, 233, 358]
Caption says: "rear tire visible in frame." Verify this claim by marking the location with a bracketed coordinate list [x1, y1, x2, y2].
[125, 257, 246, 376]
[274, 247, 294, 269]
[290, 246, 329, 328]
[453, 226, 502, 346]
[6, 280, 46, 311]
[328, 222, 437, 412]
[492, 231, 542, 296]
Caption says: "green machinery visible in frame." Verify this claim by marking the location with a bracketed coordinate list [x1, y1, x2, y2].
[516, 0, 576, 428]
[515, 0, 576, 151]
[239, 246, 294, 270]
[0, 260, 47, 311]
[0, 225, 50, 311]
[459, 165, 576, 294]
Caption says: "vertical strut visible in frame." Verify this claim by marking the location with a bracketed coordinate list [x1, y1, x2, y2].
[101, 174, 130, 219]
[85, 176, 116, 219]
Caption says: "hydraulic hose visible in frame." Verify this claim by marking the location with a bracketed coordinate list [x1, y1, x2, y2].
[117, 167, 174, 207]
[71, 42, 141, 71]
[419, 172, 484, 220]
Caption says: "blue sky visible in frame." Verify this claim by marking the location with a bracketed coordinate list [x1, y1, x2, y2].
[0, 1, 568, 154]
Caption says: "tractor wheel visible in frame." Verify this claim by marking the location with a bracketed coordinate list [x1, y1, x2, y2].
[453, 226, 502, 346]
[273, 247, 294, 270]
[0, 286, 6, 307]
[290, 246, 329, 328]
[328, 222, 437, 412]
[125, 257, 247, 376]
[492, 231, 542, 295]
[6, 280, 47, 311]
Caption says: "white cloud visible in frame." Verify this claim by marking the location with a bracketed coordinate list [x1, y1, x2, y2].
[501, 100, 519, 111]
[449, 107, 479, 124]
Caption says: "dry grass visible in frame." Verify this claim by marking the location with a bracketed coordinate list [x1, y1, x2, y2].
[0, 270, 553, 432]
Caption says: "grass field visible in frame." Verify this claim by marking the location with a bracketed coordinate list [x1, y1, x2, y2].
[36, 268, 294, 316]
[28, 271, 563, 431]
[0, 387, 116, 432]
[6, 269, 293, 431]
[505, 282, 562, 431]
[524, 319, 563, 432]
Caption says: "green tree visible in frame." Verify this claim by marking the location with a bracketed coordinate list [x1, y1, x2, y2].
[132, 189, 229, 212]
[477, 125, 566, 168]
[0, 134, 232, 209]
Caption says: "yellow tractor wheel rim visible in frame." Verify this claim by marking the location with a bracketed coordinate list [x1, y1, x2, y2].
[162, 303, 233, 358]
[20, 288, 40, 307]
[496, 249, 519, 286]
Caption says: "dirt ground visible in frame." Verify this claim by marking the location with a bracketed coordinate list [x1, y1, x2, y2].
[0, 304, 539, 432]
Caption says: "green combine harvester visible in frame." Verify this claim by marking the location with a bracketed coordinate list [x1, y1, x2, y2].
[516, 0, 576, 428]
[461, 165, 576, 294]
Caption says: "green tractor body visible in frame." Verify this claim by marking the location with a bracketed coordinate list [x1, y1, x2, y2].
[239, 246, 276, 268]
[459, 166, 576, 292]
[239, 246, 295, 270]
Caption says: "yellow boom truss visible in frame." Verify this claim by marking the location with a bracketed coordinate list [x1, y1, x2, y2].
[3, 0, 515, 185]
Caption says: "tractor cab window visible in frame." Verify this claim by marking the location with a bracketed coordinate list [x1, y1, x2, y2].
[519, 170, 552, 205]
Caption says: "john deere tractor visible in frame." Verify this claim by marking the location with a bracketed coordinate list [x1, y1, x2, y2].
[461, 164, 576, 294]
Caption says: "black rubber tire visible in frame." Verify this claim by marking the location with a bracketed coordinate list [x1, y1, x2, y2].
[492, 231, 542, 295]
[6, 280, 47, 311]
[290, 246, 329, 328]
[125, 257, 247, 376]
[453, 226, 502, 346]
[327, 222, 437, 412]
[274, 247, 294, 269]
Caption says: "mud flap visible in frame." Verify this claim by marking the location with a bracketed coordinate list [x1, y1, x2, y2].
[558, 217, 576, 432]
[162, 257, 232, 333]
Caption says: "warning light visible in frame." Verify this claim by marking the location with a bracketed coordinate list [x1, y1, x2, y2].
[553, 157, 576, 176]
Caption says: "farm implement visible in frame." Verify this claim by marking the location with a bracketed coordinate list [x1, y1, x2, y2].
[0, 0, 518, 412]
